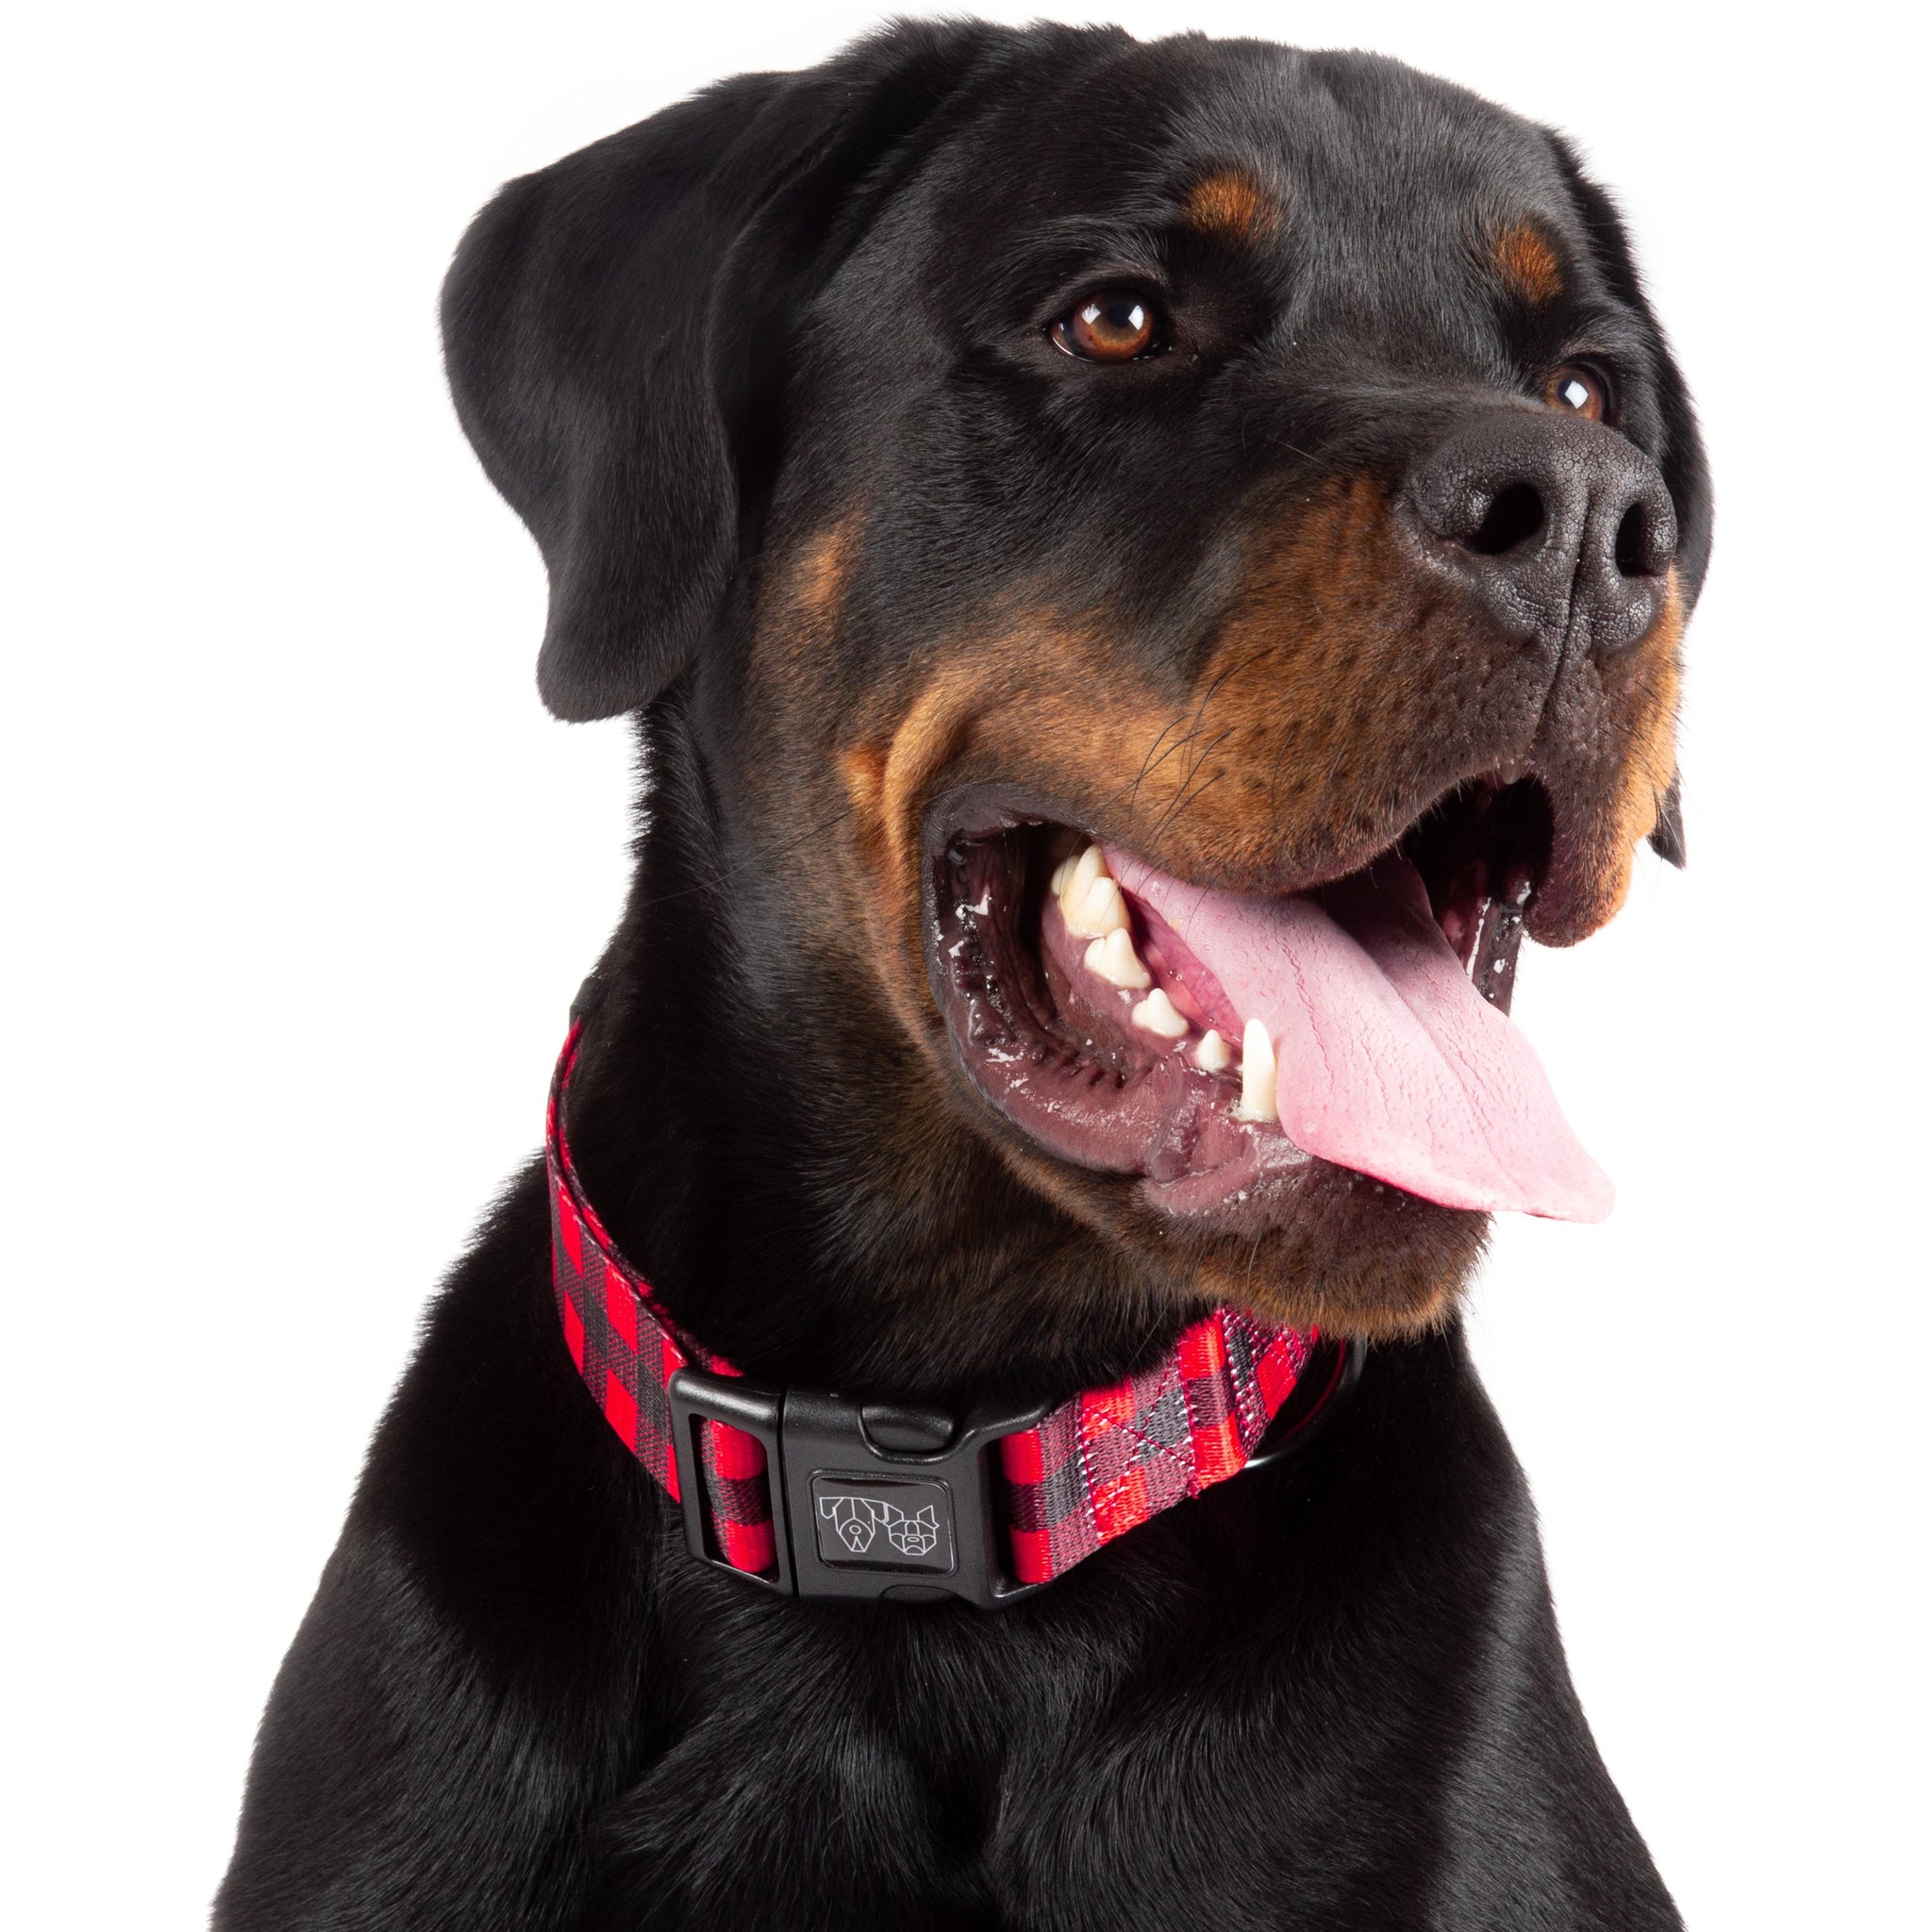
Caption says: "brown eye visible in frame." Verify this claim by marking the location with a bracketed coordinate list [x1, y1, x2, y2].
[1545, 361, 1610, 422]
[1052, 290, 1163, 361]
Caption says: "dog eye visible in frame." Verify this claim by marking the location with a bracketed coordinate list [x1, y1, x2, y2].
[1545, 361, 1611, 422]
[1050, 290, 1166, 362]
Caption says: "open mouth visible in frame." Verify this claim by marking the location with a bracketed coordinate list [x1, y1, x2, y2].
[924, 776, 1612, 1226]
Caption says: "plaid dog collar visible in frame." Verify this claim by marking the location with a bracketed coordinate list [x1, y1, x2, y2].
[548, 1011, 1356, 1607]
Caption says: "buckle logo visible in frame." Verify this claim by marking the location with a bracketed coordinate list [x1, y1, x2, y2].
[818, 1492, 941, 1557]
[808, 1474, 955, 1574]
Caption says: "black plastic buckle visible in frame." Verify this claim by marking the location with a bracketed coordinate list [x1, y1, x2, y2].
[666, 1368, 1051, 1609]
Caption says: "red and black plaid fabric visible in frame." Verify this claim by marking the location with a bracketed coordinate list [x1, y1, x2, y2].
[547, 1024, 1314, 1590]
[996, 1311, 1310, 1583]
[547, 1028, 777, 1574]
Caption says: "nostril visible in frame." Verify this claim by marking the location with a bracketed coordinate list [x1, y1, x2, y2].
[1613, 501, 1655, 578]
[1465, 483, 1543, 557]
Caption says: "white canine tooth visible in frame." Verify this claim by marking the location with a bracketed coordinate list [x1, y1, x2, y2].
[1130, 989, 1190, 1040]
[1085, 927, 1150, 990]
[1194, 1027, 1232, 1073]
[1067, 874, 1126, 939]
[1057, 844, 1106, 925]
[1235, 1019, 1277, 1122]
[1049, 853, 1076, 896]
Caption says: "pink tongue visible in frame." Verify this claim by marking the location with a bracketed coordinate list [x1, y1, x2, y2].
[1108, 852, 1612, 1222]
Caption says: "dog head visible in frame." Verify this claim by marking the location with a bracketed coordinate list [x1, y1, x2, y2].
[445, 23, 1709, 1342]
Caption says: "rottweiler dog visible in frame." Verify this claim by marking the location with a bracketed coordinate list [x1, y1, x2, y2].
[218, 21, 1708, 1930]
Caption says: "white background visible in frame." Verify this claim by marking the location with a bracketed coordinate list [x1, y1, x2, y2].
[5, 3, 1927, 1924]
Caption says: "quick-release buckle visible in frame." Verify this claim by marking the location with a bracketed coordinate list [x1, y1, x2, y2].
[665, 1369, 1051, 1609]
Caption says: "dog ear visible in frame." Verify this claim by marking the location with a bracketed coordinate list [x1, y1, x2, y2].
[1647, 767, 1687, 867]
[441, 25, 991, 720]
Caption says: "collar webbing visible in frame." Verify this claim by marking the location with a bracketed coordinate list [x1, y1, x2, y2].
[546, 1020, 1332, 1603]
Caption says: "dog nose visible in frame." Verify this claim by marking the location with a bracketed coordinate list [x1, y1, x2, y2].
[1405, 409, 1677, 657]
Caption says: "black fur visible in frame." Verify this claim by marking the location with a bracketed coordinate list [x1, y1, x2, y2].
[219, 24, 1702, 1927]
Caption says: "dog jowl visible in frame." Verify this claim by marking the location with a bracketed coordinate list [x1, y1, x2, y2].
[218, 23, 1707, 1932]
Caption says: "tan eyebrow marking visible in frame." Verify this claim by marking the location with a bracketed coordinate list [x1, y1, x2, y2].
[791, 509, 862, 620]
[1184, 170, 1281, 244]
[1492, 222, 1565, 306]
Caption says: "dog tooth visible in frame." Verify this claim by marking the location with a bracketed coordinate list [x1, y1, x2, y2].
[1194, 1027, 1232, 1073]
[1057, 843, 1105, 914]
[1067, 874, 1126, 939]
[1235, 1020, 1276, 1122]
[1050, 842, 1096, 897]
[1130, 990, 1190, 1040]
[1057, 846, 1107, 927]
[1086, 927, 1150, 990]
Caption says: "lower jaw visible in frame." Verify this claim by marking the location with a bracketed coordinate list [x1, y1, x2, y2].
[1034, 1038, 1320, 1223]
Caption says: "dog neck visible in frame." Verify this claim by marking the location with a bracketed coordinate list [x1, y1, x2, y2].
[550, 1010, 1338, 1603]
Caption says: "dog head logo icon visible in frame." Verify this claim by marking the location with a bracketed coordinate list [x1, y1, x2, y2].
[817, 1491, 942, 1559]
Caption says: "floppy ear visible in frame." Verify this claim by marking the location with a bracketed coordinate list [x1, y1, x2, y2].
[1648, 767, 1686, 867]
[441, 25, 991, 721]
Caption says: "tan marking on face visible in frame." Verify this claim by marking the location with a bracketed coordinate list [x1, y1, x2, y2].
[1184, 170, 1280, 244]
[854, 478, 1486, 939]
[1583, 572, 1686, 928]
[791, 510, 863, 620]
[840, 743, 887, 824]
[1493, 222, 1564, 306]
[836, 489, 1450, 1058]
[846, 483, 1685, 963]
[743, 509, 867, 734]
